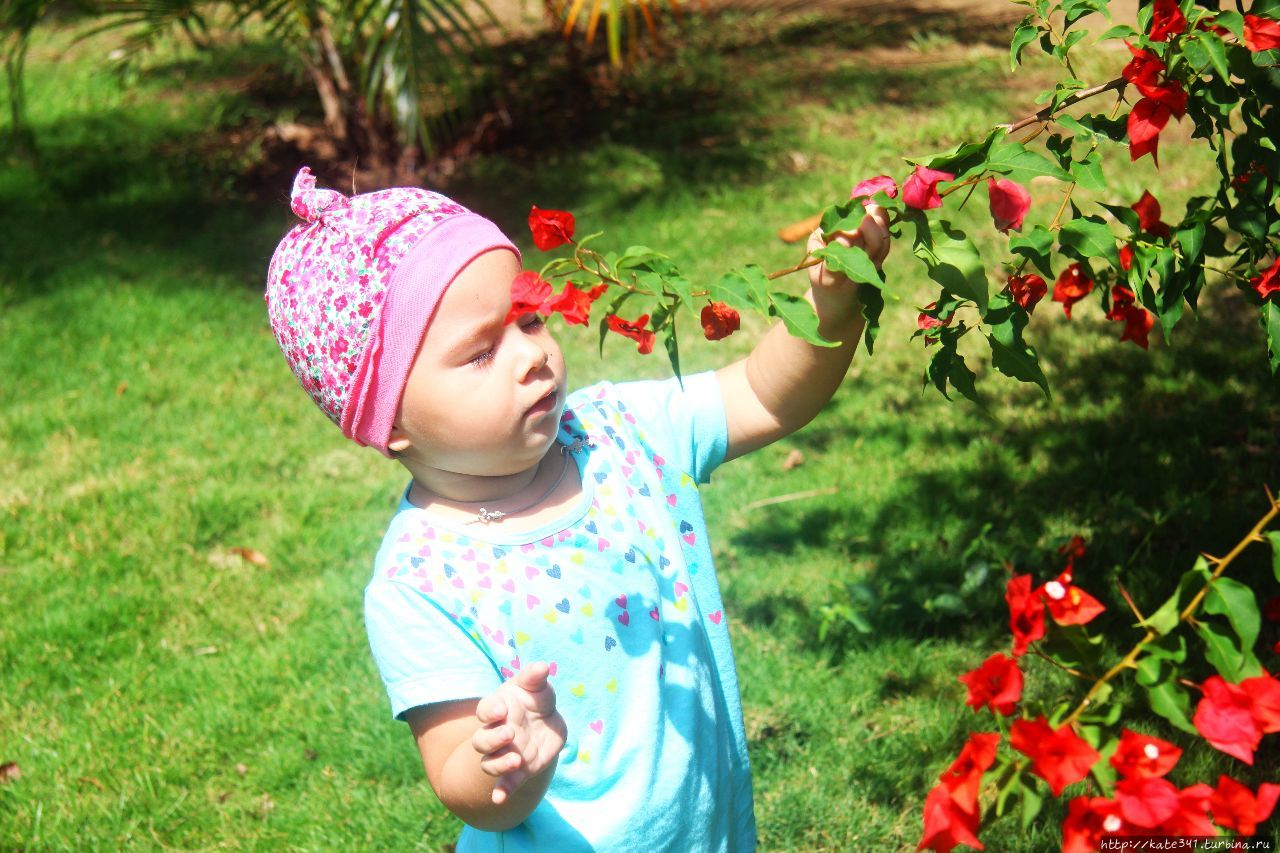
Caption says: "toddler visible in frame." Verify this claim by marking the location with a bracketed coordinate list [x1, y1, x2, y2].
[264, 166, 889, 851]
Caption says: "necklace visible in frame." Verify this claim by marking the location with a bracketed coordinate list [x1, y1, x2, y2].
[466, 436, 593, 525]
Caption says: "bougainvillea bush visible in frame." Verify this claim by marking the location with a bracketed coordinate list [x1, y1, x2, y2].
[511, 0, 1280, 848]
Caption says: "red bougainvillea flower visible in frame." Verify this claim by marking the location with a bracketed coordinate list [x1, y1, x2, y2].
[1194, 676, 1263, 763]
[1106, 284, 1136, 321]
[1122, 43, 1165, 97]
[1041, 569, 1106, 626]
[851, 175, 899, 206]
[1148, 0, 1187, 41]
[1129, 98, 1174, 164]
[1062, 797, 1127, 853]
[1132, 190, 1173, 240]
[528, 205, 576, 251]
[1209, 775, 1280, 836]
[1243, 673, 1280, 733]
[1156, 783, 1217, 836]
[1006, 574, 1046, 656]
[938, 732, 1001, 813]
[506, 271, 553, 324]
[918, 783, 983, 853]
[987, 178, 1031, 233]
[1118, 305, 1155, 350]
[959, 654, 1023, 716]
[917, 301, 953, 346]
[701, 301, 741, 341]
[1244, 14, 1280, 51]
[1119, 244, 1134, 272]
[1110, 729, 1182, 780]
[902, 165, 955, 210]
[1053, 264, 1095, 319]
[542, 282, 607, 326]
[1116, 776, 1182, 828]
[1010, 717, 1101, 797]
[1252, 258, 1280, 300]
[1008, 273, 1047, 313]
[605, 313, 656, 355]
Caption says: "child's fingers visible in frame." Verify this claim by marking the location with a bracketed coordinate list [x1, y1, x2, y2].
[491, 768, 530, 804]
[514, 661, 551, 693]
[472, 723, 513, 756]
[475, 694, 508, 725]
[479, 744, 523, 778]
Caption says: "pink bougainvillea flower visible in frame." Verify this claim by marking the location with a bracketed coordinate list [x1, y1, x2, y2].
[938, 732, 1001, 814]
[1209, 775, 1280, 836]
[542, 282, 607, 326]
[918, 782, 983, 853]
[1116, 776, 1182, 828]
[1129, 98, 1174, 164]
[1110, 729, 1182, 780]
[1194, 676, 1262, 764]
[1132, 190, 1173, 239]
[902, 165, 955, 210]
[1008, 274, 1047, 313]
[1251, 258, 1280, 300]
[1040, 569, 1106, 626]
[1062, 797, 1127, 853]
[1005, 574, 1046, 656]
[605, 313, 656, 354]
[1053, 263, 1095, 319]
[958, 654, 1023, 716]
[1148, 0, 1187, 41]
[1119, 244, 1134, 271]
[1244, 14, 1280, 52]
[1010, 716, 1101, 797]
[851, 175, 899, 206]
[987, 178, 1031, 233]
[700, 301, 741, 341]
[528, 205, 576, 251]
[506, 271, 553, 324]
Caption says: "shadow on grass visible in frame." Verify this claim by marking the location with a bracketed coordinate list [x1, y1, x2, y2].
[732, 288, 1280, 658]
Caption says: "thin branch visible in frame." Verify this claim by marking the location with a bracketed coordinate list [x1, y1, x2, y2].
[999, 77, 1128, 135]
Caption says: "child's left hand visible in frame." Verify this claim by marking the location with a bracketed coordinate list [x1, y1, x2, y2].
[806, 203, 891, 291]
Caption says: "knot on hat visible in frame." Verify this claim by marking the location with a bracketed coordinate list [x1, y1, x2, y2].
[290, 165, 349, 223]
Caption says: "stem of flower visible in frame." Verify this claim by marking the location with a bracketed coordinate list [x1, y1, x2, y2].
[999, 77, 1127, 135]
[1030, 643, 1090, 681]
[1060, 491, 1280, 728]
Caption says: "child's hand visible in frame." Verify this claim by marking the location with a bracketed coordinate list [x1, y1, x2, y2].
[807, 202, 891, 290]
[472, 662, 567, 805]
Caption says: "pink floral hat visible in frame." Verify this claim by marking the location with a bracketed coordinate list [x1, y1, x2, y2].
[264, 166, 519, 456]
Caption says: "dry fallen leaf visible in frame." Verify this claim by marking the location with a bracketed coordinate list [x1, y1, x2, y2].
[229, 547, 269, 567]
[235, 763, 248, 776]
[782, 449, 805, 471]
[259, 793, 275, 815]
[77, 776, 105, 791]
[0, 762, 19, 783]
[115, 382, 128, 396]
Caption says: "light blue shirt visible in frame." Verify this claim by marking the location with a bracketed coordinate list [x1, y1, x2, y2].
[364, 372, 755, 851]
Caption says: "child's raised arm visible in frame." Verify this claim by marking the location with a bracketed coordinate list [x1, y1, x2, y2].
[716, 204, 890, 463]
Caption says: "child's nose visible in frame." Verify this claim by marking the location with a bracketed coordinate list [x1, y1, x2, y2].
[512, 328, 550, 377]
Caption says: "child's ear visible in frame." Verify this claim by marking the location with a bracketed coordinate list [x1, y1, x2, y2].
[387, 423, 412, 454]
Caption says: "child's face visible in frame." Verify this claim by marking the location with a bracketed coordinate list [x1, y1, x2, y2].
[388, 249, 567, 477]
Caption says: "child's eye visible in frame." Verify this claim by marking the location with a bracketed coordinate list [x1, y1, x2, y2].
[469, 348, 496, 367]
[518, 314, 545, 331]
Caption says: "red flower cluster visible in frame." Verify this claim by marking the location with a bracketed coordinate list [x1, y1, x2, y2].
[1209, 775, 1280, 835]
[1251, 258, 1280, 301]
[1052, 263, 1094, 319]
[1008, 273, 1047, 313]
[1131, 190, 1172, 240]
[700, 302, 740, 341]
[1192, 673, 1280, 764]
[605, 313, 656, 354]
[919, 732, 999, 852]
[1105, 284, 1155, 350]
[528, 206, 576, 251]
[1244, 14, 1280, 52]
[1005, 539, 1105, 656]
[853, 168, 1028, 233]
[958, 653, 1023, 716]
[917, 301, 953, 346]
[1147, 0, 1186, 41]
[1121, 43, 1187, 164]
[1006, 574, 1047, 656]
[1011, 717, 1100, 797]
[506, 271, 607, 326]
[903, 166, 955, 210]
[1041, 568, 1107, 626]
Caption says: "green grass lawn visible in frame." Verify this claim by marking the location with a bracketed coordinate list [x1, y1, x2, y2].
[3, 8, 1279, 850]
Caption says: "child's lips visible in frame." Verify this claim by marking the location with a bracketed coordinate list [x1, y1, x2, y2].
[526, 386, 559, 417]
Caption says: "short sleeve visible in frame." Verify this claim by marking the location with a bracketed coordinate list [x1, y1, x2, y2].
[364, 578, 502, 721]
[608, 370, 727, 484]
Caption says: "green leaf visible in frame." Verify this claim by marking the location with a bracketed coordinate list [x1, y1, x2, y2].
[860, 284, 885, 356]
[770, 292, 838, 347]
[1144, 677, 1198, 734]
[908, 215, 990, 313]
[1195, 32, 1230, 81]
[923, 335, 982, 406]
[984, 141, 1073, 184]
[1269, 531, 1280, 583]
[1142, 564, 1208, 635]
[1195, 619, 1260, 681]
[813, 243, 887, 287]
[820, 199, 865, 236]
[983, 293, 1050, 398]
[1008, 226, 1056, 277]
[1203, 577, 1261, 653]
[1096, 23, 1138, 41]
[1020, 781, 1044, 831]
[1071, 151, 1106, 192]
[1040, 624, 1104, 671]
[912, 128, 1004, 178]
[661, 318, 681, 381]
[1263, 301, 1280, 375]
[1059, 217, 1120, 269]
[1061, 0, 1107, 26]
[1010, 16, 1040, 70]
[709, 266, 771, 316]
[1211, 10, 1245, 38]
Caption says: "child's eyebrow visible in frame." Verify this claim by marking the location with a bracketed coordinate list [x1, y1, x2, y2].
[442, 322, 495, 359]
